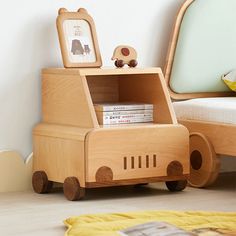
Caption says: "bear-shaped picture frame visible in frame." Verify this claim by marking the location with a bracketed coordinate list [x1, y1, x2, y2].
[57, 8, 102, 68]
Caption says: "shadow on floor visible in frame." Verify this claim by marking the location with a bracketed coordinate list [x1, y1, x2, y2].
[49, 172, 235, 201]
[206, 172, 236, 190]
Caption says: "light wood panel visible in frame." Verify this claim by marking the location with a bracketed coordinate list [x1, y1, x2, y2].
[85, 125, 189, 183]
[86, 75, 119, 103]
[33, 123, 91, 187]
[164, 0, 234, 100]
[33, 135, 86, 187]
[33, 123, 91, 141]
[42, 72, 98, 128]
[180, 119, 236, 157]
[42, 67, 162, 76]
[119, 73, 177, 124]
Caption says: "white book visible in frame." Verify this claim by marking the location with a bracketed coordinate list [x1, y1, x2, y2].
[97, 113, 153, 122]
[98, 114, 153, 125]
[118, 222, 193, 236]
[94, 102, 153, 112]
[102, 119, 153, 125]
[96, 109, 153, 117]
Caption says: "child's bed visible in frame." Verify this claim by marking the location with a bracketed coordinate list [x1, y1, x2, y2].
[165, 0, 236, 187]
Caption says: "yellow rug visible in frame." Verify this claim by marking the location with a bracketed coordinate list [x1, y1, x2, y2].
[64, 211, 236, 236]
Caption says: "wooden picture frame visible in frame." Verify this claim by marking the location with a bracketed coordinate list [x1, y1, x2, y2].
[57, 8, 102, 68]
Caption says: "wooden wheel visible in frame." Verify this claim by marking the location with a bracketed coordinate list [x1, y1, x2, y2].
[189, 133, 220, 188]
[115, 60, 125, 68]
[32, 171, 53, 194]
[63, 177, 85, 201]
[166, 180, 187, 192]
[128, 59, 138, 67]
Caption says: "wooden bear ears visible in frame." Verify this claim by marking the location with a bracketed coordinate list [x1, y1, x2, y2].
[58, 8, 88, 15]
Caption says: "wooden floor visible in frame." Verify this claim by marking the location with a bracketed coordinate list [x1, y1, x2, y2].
[0, 172, 235, 236]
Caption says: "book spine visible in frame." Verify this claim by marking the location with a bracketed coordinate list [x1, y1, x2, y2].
[99, 114, 153, 125]
[102, 118, 153, 125]
[95, 104, 153, 112]
[96, 110, 153, 116]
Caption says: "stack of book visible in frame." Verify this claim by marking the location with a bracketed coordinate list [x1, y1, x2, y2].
[94, 102, 153, 125]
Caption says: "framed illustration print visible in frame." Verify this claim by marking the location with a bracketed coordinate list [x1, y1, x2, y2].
[57, 8, 102, 68]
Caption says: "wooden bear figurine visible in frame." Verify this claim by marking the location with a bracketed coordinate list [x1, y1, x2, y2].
[112, 45, 138, 68]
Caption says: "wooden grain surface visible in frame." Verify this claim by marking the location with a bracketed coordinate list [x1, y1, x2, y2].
[33, 135, 86, 187]
[42, 67, 162, 76]
[180, 119, 236, 157]
[119, 73, 177, 124]
[42, 73, 98, 128]
[85, 125, 189, 183]
[35, 67, 188, 190]
[33, 123, 91, 141]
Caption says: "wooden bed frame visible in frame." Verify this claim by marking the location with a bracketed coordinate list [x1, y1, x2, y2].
[165, 0, 236, 187]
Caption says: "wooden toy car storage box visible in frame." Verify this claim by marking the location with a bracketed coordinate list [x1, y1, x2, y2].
[32, 68, 189, 200]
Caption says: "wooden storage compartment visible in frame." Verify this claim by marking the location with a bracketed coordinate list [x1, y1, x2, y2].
[86, 73, 175, 125]
[33, 68, 189, 200]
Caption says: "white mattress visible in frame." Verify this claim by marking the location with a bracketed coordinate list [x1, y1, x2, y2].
[173, 97, 236, 124]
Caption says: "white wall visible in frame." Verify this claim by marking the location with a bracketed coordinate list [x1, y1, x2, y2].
[0, 0, 185, 158]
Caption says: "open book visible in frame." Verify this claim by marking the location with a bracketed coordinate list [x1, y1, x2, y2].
[118, 221, 232, 236]
[118, 222, 193, 236]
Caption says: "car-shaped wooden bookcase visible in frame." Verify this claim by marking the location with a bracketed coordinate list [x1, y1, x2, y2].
[32, 68, 189, 200]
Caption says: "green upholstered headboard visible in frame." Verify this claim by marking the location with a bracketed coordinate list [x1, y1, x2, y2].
[165, 0, 236, 100]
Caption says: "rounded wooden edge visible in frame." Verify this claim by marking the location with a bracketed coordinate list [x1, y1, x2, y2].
[63, 177, 85, 201]
[166, 180, 187, 192]
[32, 171, 53, 194]
[58, 8, 68, 15]
[164, 0, 233, 100]
[188, 132, 220, 188]
[77, 8, 88, 14]
[164, 0, 195, 90]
